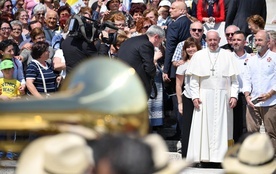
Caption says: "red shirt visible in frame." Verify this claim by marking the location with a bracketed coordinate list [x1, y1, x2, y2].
[197, 0, 225, 23]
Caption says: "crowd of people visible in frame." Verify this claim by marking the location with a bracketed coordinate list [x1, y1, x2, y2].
[0, 0, 275, 172]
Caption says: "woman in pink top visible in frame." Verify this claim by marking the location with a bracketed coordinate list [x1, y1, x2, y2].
[24, 0, 37, 18]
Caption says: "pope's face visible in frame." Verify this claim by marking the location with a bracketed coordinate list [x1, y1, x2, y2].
[206, 31, 220, 51]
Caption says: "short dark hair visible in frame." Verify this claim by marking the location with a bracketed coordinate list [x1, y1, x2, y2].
[233, 30, 246, 39]
[28, 20, 42, 31]
[90, 134, 154, 174]
[57, 5, 71, 17]
[31, 41, 49, 59]
[0, 39, 15, 52]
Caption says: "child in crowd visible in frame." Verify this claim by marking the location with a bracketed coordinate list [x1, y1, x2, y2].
[0, 59, 21, 100]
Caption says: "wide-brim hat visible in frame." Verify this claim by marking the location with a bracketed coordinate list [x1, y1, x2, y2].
[158, 0, 171, 7]
[131, 0, 144, 4]
[16, 133, 93, 174]
[222, 133, 276, 174]
[143, 134, 191, 174]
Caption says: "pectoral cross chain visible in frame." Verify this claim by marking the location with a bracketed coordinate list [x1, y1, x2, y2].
[210, 68, 215, 76]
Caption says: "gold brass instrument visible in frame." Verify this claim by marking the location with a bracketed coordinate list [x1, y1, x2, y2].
[0, 58, 149, 152]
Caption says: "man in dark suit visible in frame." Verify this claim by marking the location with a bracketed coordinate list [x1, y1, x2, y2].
[117, 25, 165, 98]
[162, 0, 191, 140]
[163, 1, 191, 83]
[225, 0, 267, 37]
[221, 25, 253, 53]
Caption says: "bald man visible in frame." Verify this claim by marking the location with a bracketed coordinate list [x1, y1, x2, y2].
[220, 25, 253, 53]
[43, 10, 59, 45]
[186, 30, 239, 165]
[163, 1, 191, 141]
[243, 30, 276, 152]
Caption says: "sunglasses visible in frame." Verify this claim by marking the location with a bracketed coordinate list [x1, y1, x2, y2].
[191, 28, 203, 32]
[36, 13, 45, 16]
[20, 15, 29, 18]
[226, 33, 234, 37]
[143, 25, 151, 30]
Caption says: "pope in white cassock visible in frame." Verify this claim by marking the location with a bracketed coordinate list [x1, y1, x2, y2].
[186, 30, 239, 163]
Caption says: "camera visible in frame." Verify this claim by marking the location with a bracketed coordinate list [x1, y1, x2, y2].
[68, 14, 118, 45]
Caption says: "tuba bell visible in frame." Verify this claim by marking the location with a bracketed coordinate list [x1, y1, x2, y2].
[0, 57, 149, 152]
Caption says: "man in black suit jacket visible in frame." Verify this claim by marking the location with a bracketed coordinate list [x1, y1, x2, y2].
[225, 0, 267, 37]
[117, 25, 165, 98]
[163, 1, 191, 82]
[162, 1, 191, 140]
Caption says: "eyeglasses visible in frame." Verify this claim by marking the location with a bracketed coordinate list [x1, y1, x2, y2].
[226, 33, 234, 37]
[191, 28, 203, 32]
[20, 15, 29, 18]
[0, 27, 11, 31]
[36, 13, 45, 16]
[115, 23, 125, 27]
[143, 25, 151, 30]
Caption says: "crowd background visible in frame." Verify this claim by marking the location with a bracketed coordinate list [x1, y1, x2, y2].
[0, 0, 275, 172]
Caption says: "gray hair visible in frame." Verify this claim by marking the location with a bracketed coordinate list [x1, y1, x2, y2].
[33, 3, 47, 16]
[207, 29, 221, 39]
[267, 30, 276, 41]
[10, 20, 23, 29]
[146, 25, 165, 39]
[225, 25, 240, 32]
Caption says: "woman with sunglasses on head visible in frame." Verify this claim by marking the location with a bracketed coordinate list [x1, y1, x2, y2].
[0, 39, 26, 94]
[175, 37, 202, 158]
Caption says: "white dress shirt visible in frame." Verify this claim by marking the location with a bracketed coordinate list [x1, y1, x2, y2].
[243, 49, 276, 106]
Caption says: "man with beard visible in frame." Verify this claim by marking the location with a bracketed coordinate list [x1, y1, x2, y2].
[221, 25, 252, 53]
[243, 30, 276, 152]
[231, 30, 251, 142]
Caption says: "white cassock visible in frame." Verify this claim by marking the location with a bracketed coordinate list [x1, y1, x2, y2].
[186, 48, 239, 163]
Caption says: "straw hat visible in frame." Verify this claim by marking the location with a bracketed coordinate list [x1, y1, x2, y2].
[158, 0, 171, 7]
[222, 133, 276, 174]
[16, 133, 93, 174]
[143, 134, 190, 174]
[131, 0, 144, 4]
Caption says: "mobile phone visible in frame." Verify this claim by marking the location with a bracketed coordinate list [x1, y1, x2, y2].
[251, 97, 261, 105]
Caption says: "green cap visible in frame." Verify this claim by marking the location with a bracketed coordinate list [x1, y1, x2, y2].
[0, 59, 14, 70]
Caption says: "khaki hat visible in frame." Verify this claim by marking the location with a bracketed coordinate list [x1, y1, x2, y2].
[143, 134, 191, 174]
[222, 133, 276, 174]
[16, 133, 93, 174]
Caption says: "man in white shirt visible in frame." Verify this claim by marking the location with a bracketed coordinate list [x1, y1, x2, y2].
[243, 30, 276, 152]
[231, 30, 251, 142]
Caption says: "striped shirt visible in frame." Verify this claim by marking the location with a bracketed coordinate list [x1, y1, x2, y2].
[26, 60, 57, 94]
